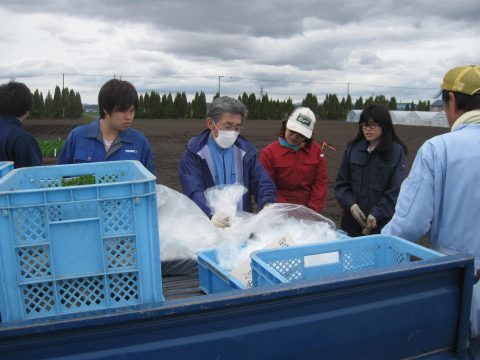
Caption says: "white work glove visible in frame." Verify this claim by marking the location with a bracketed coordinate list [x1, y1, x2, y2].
[362, 214, 377, 235]
[350, 204, 367, 228]
[211, 214, 230, 228]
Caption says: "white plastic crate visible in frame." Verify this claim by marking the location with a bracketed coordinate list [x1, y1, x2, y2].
[0, 160, 163, 322]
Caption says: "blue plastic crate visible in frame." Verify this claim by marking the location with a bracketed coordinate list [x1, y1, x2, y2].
[0, 160, 164, 322]
[197, 249, 245, 294]
[0, 162, 13, 179]
[251, 235, 444, 287]
[197, 231, 349, 294]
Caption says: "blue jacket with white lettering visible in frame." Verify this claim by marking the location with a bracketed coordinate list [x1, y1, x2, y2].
[57, 119, 155, 174]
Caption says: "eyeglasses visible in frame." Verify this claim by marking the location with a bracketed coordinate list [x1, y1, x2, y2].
[217, 123, 243, 132]
[360, 123, 380, 129]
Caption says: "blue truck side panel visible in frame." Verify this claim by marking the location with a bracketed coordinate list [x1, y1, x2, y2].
[0, 254, 474, 359]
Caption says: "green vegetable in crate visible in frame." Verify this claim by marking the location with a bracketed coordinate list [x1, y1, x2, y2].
[61, 174, 96, 186]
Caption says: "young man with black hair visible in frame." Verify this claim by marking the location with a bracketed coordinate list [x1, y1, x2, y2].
[382, 65, 480, 356]
[58, 79, 155, 174]
[0, 81, 42, 168]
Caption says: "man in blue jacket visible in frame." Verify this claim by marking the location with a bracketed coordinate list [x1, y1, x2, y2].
[382, 65, 480, 356]
[0, 81, 42, 168]
[179, 96, 276, 227]
[58, 79, 155, 174]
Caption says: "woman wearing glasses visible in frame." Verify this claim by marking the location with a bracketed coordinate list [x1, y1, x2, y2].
[259, 107, 328, 214]
[335, 104, 407, 236]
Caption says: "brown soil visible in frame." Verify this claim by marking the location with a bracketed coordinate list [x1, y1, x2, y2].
[26, 118, 448, 229]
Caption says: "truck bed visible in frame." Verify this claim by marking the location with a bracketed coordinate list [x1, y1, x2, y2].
[162, 272, 204, 301]
[0, 253, 475, 359]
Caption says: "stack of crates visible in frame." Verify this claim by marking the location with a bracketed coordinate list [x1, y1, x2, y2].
[0, 160, 163, 322]
[251, 235, 444, 287]
[0, 161, 13, 179]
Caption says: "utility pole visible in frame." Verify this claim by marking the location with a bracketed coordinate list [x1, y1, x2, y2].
[218, 76, 224, 96]
[347, 82, 351, 97]
[62, 73, 65, 119]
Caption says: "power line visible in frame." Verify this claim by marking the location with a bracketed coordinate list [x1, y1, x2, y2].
[0, 72, 437, 91]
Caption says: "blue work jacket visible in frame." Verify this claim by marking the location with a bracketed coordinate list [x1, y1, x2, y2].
[0, 115, 42, 168]
[382, 120, 480, 338]
[179, 129, 276, 216]
[57, 119, 155, 174]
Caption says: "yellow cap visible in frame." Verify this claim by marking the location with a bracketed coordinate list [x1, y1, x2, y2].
[440, 65, 480, 96]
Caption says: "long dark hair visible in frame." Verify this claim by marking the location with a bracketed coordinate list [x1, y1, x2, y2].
[276, 119, 314, 146]
[348, 104, 407, 156]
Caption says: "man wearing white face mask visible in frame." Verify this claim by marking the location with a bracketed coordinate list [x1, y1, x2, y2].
[179, 96, 276, 227]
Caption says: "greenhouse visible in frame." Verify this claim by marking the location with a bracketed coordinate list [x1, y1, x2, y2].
[346, 110, 448, 128]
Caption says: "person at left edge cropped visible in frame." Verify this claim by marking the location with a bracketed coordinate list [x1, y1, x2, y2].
[260, 107, 328, 213]
[0, 81, 42, 168]
[335, 104, 407, 237]
[57, 79, 155, 174]
[179, 96, 276, 228]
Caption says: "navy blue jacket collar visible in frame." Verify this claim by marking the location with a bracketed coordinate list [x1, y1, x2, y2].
[0, 115, 22, 127]
[84, 118, 135, 143]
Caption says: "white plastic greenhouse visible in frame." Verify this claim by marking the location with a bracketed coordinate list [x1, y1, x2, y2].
[346, 110, 448, 128]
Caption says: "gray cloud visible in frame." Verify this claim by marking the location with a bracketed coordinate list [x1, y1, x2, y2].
[0, 0, 479, 103]
[2, 0, 479, 38]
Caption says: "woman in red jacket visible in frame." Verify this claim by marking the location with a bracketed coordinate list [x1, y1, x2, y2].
[260, 107, 328, 213]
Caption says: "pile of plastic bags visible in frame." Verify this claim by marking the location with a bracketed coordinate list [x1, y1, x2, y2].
[156, 184, 339, 274]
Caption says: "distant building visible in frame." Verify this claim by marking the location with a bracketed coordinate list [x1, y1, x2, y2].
[396, 102, 417, 111]
[430, 99, 443, 112]
[346, 110, 448, 128]
[83, 104, 99, 113]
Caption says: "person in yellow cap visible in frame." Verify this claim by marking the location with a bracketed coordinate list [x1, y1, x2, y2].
[382, 65, 480, 356]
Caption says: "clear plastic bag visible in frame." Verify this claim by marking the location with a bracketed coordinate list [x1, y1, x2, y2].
[156, 184, 222, 275]
[205, 184, 247, 219]
[215, 202, 338, 271]
[156, 184, 340, 277]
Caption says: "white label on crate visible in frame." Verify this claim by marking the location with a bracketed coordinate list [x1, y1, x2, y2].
[230, 234, 296, 288]
[304, 252, 339, 267]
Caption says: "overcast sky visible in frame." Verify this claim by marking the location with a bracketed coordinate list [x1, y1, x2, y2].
[0, 0, 479, 104]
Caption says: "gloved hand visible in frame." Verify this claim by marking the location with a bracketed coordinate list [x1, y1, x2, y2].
[211, 214, 230, 228]
[350, 204, 367, 228]
[361, 214, 377, 235]
[366, 214, 377, 230]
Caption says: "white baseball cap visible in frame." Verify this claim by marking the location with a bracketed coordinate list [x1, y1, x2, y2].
[286, 107, 316, 139]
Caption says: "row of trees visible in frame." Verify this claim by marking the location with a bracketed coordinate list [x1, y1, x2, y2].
[127, 91, 432, 121]
[135, 91, 206, 119]
[30, 85, 432, 120]
[31, 86, 83, 119]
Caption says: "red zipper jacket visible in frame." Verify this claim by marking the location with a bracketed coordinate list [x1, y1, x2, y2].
[260, 139, 328, 213]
